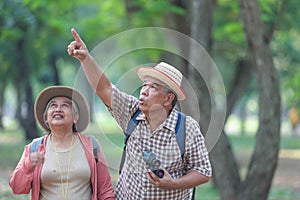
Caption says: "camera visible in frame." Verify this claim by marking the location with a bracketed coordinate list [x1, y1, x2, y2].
[142, 150, 164, 178]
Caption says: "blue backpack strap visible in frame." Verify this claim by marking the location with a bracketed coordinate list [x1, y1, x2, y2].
[124, 109, 141, 144]
[175, 112, 186, 159]
[88, 135, 100, 163]
[30, 137, 44, 153]
[176, 112, 194, 199]
[176, 112, 196, 200]
[119, 108, 141, 174]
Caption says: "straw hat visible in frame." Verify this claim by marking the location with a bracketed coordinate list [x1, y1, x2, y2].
[136, 62, 186, 100]
[34, 86, 90, 132]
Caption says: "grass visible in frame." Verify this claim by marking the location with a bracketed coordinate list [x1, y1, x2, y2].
[1, 123, 300, 200]
[0, 129, 28, 168]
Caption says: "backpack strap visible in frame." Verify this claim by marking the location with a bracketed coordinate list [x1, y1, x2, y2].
[124, 109, 141, 144]
[30, 137, 44, 153]
[176, 112, 195, 199]
[176, 112, 186, 159]
[119, 109, 141, 174]
[88, 135, 100, 163]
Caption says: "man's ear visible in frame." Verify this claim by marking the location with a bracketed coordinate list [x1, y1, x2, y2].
[164, 93, 175, 106]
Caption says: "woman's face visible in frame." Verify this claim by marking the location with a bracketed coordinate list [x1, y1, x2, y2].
[45, 97, 78, 131]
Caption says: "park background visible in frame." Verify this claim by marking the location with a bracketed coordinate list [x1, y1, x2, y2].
[0, 0, 300, 199]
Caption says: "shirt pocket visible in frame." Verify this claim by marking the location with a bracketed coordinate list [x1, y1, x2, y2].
[156, 137, 185, 177]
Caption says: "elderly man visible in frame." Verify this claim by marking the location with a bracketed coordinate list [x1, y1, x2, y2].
[68, 28, 212, 199]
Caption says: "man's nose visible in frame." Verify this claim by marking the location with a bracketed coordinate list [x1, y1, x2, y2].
[141, 87, 148, 96]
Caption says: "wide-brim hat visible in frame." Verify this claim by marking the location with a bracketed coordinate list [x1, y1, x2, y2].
[34, 86, 90, 132]
[136, 62, 186, 100]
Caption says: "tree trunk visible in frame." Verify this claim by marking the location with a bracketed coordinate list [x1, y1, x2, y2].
[18, 83, 39, 140]
[168, 0, 190, 36]
[49, 54, 60, 85]
[166, 1, 244, 198]
[186, 1, 247, 197]
[210, 59, 253, 199]
[227, 60, 253, 116]
[0, 81, 5, 129]
[74, 69, 95, 123]
[237, 0, 281, 199]
[15, 39, 39, 140]
[187, 0, 214, 134]
[166, 0, 280, 199]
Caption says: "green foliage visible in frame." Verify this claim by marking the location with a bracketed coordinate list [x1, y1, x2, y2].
[280, 135, 300, 149]
[214, 1, 246, 47]
[259, 0, 281, 30]
[213, 0, 300, 114]
[122, 0, 185, 27]
[0, 129, 27, 167]
[0, 0, 299, 108]
[194, 182, 219, 200]
[78, 0, 128, 43]
[275, 19, 300, 107]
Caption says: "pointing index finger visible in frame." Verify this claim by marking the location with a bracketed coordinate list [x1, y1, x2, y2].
[71, 28, 83, 43]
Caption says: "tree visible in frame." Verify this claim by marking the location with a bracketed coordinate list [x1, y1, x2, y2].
[122, 0, 281, 199]
[0, 0, 97, 138]
[0, 0, 39, 139]
[187, 0, 281, 199]
[237, 0, 281, 198]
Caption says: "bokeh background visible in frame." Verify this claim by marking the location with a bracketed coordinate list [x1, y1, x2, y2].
[0, 0, 300, 199]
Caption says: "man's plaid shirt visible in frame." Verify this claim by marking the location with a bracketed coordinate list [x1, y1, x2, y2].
[109, 86, 212, 199]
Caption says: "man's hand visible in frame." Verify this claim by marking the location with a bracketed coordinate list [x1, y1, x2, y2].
[67, 28, 89, 62]
[146, 167, 176, 190]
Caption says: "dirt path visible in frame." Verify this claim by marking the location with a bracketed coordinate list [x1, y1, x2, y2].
[235, 149, 300, 198]
[273, 150, 300, 191]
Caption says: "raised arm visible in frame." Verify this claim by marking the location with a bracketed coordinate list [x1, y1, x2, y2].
[67, 28, 112, 108]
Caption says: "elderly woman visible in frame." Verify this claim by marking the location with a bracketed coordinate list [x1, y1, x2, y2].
[9, 86, 115, 200]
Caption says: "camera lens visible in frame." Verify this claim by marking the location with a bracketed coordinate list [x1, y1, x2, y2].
[154, 170, 164, 178]
[152, 159, 161, 167]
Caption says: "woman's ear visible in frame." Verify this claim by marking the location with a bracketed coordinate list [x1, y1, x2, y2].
[73, 113, 79, 123]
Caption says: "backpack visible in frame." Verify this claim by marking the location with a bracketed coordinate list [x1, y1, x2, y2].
[119, 109, 196, 199]
[30, 135, 100, 163]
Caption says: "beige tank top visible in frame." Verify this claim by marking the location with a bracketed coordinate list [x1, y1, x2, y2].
[40, 135, 92, 200]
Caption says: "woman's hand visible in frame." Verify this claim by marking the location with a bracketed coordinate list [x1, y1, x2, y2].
[29, 151, 45, 166]
[67, 28, 89, 62]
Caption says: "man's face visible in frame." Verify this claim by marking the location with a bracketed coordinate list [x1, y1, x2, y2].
[138, 77, 170, 113]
